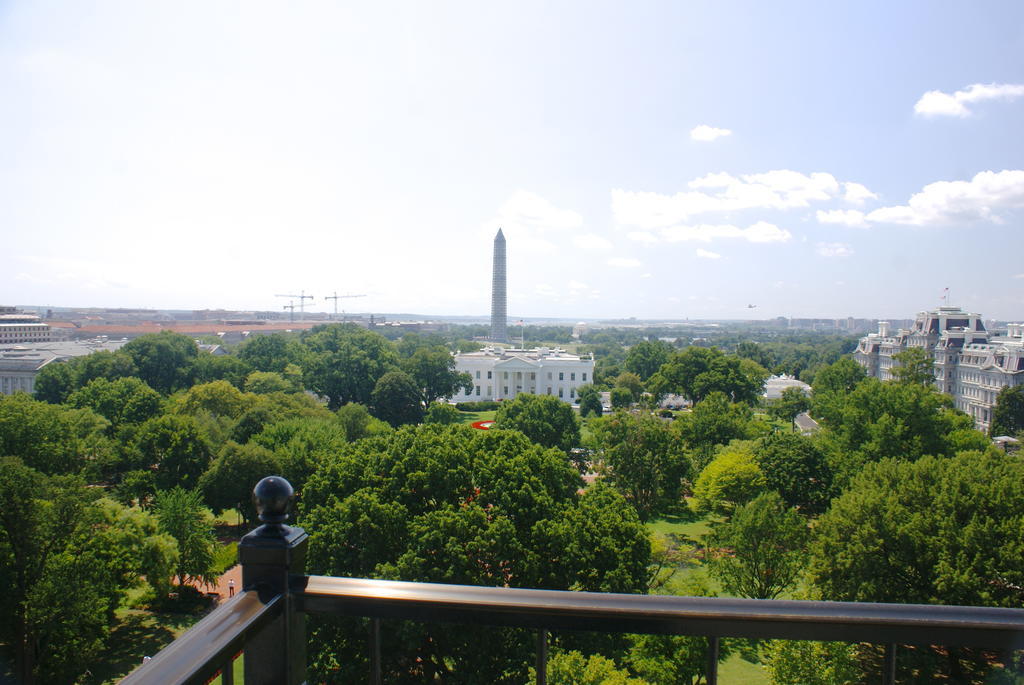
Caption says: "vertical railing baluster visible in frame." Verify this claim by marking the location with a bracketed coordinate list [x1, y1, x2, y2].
[221, 659, 234, 685]
[370, 617, 382, 685]
[883, 643, 897, 685]
[536, 628, 548, 685]
[706, 636, 719, 685]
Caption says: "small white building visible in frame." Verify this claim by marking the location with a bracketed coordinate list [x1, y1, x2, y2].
[763, 375, 811, 400]
[451, 346, 595, 403]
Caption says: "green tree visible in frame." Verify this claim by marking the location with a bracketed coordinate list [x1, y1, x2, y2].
[577, 384, 603, 418]
[615, 371, 644, 401]
[200, 441, 281, 524]
[244, 370, 299, 394]
[626, 578, 732, 685]
[809, 451, 1024, 680]
[736, 341, 775, 370]
[238, 332, 302, 373]
[690, 445, 766, 515]
[32, 360, 77, 404]
[704, 492, 808, 599]
[65, 376, 163, 433]
[753, 432, 832, 515]
[0, 459, 176, 684]
[809, 357, 867, 425]
[890, 347, 935, 386]
[134, 414, 214, 490]
[423, 402, 462, 425]
[762, 640, 859, 685]
[610, 386, 633, 409]
[591, 411, 690, 522]
[370, 370, 425, 427]
[767, 386, 810, 430]
[400, 345, 472, 405]
[172, 379, 256, 420]
[675, 391, 756, 460]
[300, 425, 649, 682]
[494, 393, 581, 453]
[122, 331, 198, 394]
[657, 347, 767, 405]
[535, 650, 647, 685]
[990, 385, 1024, 437]
[0, 393, 112, 475]
[190, 352, 253, 388]
[154, 486, 217, 587]
[624, 340, 673, 381]
[301, 324, 399, 409]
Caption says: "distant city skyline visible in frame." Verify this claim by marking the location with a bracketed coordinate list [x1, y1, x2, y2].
[2, 2, 1022, 319]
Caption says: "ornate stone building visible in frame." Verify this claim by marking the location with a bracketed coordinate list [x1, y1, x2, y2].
[854, 306, 1024, 432]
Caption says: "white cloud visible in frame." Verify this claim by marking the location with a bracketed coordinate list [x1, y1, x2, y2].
[866, 169, 1024, 226]
[914, 83, 1024, 117]
[535, 283, 557, 297]
[843, 182, 878, 205]
[659, 221, 792, 244]
[481, 190, 583, 253]
[1013, 274, 1024, 280]
[612, 170, 840, 227]
[690, 124, 732, 142]
[639, 273, 652, 279]
[572, 233, 613, 250]
[608, 257, 642, 268]
[817, 242, 854, 258]
[816, 209, 869, 228]
[627, 231, 659, 245]
[696, 248, 721, 259]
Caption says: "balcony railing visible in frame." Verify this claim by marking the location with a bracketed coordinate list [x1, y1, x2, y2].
[121, 477, 1024, 684]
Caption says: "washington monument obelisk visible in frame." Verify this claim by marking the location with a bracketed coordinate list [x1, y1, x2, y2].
[490, 228, 509, 342]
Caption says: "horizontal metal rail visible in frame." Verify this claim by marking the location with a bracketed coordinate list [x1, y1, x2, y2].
[297, 575, 1024, 650]
[120, 591, 282, 685]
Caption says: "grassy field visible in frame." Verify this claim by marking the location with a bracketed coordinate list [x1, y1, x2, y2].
[647, 513, 771, 684]
[456, 409, 497, 425]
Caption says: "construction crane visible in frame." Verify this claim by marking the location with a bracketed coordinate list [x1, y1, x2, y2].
[282, 302, 298, 322]
[324, 292, 367, 321]
[275, 291, 314, 319]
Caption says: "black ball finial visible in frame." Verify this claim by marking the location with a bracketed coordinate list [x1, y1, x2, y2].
[253, 476, 293, 526]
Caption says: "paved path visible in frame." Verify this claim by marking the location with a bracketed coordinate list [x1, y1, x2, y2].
[187, 564, 242, 603]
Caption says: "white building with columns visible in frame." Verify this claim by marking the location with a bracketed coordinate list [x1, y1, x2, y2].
[854, 306, 1024, 432]
[451, 346, 595, 403]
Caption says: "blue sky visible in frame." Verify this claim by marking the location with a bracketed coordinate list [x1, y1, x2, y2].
[2, 1, 1023, 320]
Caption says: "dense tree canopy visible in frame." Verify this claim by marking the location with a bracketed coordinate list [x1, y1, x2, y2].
[0, 393, 112, 475]
[400, 345, 472, 405]
[705, 492, 808, 599]
[0, 459, 176, 684]
[655, 347, 768, 405]
[809, 451, 1024, 681]
[301, 324, 399, 409]
[66, 376, 163, 433]
[494, 393, 581, 453]
[134, 414, 214, 490]
[370, 370, 425, 427]
[753, 432, 832, 515]
[624, 340, 673, 381]
[591, 411, 689, 522]
[690, 444, 766, 515]
[300, 425, 650, 682]
[122, 331, 199, 394]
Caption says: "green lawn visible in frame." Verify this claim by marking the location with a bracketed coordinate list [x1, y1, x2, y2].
[456, 409, 496, 425]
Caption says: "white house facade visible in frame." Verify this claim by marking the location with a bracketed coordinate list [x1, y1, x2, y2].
[451, 346, 595, 403]
[854, 306, 1024, 432]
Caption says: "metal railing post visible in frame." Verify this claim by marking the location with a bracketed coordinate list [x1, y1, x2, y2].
[883, 643, 897, 685]
[706, 636, 719, 685]
[370, 618, 382, 685]
[536, 629, 548, 685]
[238, 476, 309, 685]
